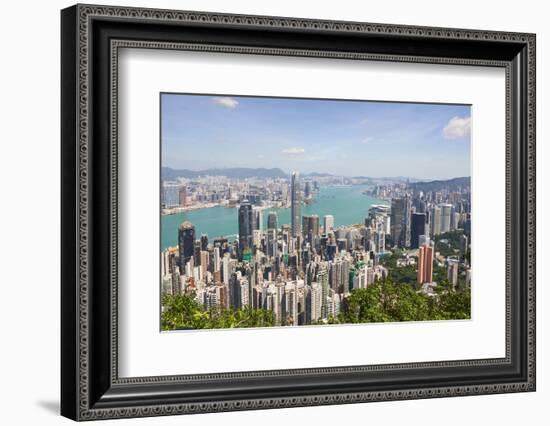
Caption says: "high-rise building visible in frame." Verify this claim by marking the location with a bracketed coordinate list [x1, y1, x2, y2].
[368, 204, 391, 234]
[440, 203, 453, 233]
[283, 282, 298, 325]
[171, 268, 181, 295]
[302, 214, 320, 244]
[253, 208, 263, 232]
[160, 250, 171, 277]
[309, 282, 323, 323]
[222, 255, 236, 285]
[323, 215, 334, 234]
[161, 181, 180, 208]
[417, 243, 434, 284]
[213, 247, 221, 273]
[391, 197, 411, 248]
[374, 229, 386, 254]
[452, 211, 461, 231]
[229, 272, 242, 309]
[290, 172, 302, 237]
[252, 229, 262, 248]
[327, 293, 341, 318]
[431, 205, 442, 236]
[317, 270, 329, 317]
[178, 221, 195, 272]
[447, 259, 459, 287]
[465, 269, 472, 287]
[240, 279, 250, 308]
[304, 181, 311, 199]
[238, 202, 254, 253]
[267, 212, 278, 230]
[200, 234, 208, 251]
[267, 228, 278, 257]
[460, 234, 469, 255]
[411, 212, 427, 249]
[200, 250, 209, 282]
[161, 275, 173, 295]
[178, 185, 187, 207]
[352, 265, 368, 290]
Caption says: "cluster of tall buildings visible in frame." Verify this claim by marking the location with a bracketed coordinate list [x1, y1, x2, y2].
[161, 173, 471, 326]
[385, 183, 471, 288]
[390, 198, 468, 250]
[161, 173, 319, 213]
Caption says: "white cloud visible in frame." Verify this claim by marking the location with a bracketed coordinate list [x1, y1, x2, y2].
[361, 137, 374, 144]
[211, 97, 239, 109]
[282, 147, 305, 156]
[443, 116, 471, 139]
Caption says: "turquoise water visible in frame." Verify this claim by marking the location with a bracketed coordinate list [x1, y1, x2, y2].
[161, 185, 388, 250]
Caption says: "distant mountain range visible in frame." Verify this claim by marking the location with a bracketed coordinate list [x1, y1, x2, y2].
[162, 167, 288, 180]
[162, 166, 468, 185]
[408, 176, 470, 191]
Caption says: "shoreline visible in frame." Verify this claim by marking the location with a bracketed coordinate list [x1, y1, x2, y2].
[161, 185, 389, 217]
[162, 200, 291, 216]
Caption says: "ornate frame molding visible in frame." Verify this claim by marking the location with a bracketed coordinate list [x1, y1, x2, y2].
[61, 4, 536, 421]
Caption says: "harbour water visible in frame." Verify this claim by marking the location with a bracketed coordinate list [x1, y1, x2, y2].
[161, 185, 388, 250]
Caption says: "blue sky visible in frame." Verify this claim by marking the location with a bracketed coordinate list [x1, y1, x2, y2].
[161, 93, 471, 180]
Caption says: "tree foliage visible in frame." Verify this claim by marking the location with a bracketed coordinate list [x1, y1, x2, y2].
[161, 278, 470, 331]
[161, 293, 276, 331]
[337, 278, 470, 324]
[434, 230, 467, 258]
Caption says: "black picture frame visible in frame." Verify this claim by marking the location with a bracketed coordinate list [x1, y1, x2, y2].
[61, 4, 536, 421]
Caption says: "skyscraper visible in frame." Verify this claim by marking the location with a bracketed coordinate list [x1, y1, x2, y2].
[417, 243, 434, 284]
[430, 205, 442, 236]
[267, 212, 278, 230]
[411, 212, 427, 249]
[302, 214, 320, 244]
[375, 229, 386, 254]
[304, 181, 311, 199]
[178, 221, 195, 272]
[390, 197, 411, 248]
[290, 172, 301, 237]
[253, 207, 263, 232]
[447, 259, 459, 287]
[238, 202, 254, 254]
[200, 234, 208, 251]
[200, 250, 209, 281]
[460, 234, 469, 255]
[178, 185, 187, 207]
[161, 181, 180, 208]
[323, 215, 334, 234]
[267, 228, 278, 257]
[213, 246, 221, 273]
[440, 203, 453, 233]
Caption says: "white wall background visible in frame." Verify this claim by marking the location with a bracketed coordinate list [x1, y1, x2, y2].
[0, 0, 547, 424]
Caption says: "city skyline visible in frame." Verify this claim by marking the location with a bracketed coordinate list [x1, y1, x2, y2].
[161, 93, 471, 180]
[161, 171, 472, 330]
[160, 93, 472, 331]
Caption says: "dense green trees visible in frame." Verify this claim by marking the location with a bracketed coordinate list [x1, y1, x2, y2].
[161, 278, 470, 331]
[434, 230, 468, 258]
[337, 279, 470, 324]
[161, 293, 276, 331]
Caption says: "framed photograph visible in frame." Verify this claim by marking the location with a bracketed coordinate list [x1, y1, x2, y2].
[61, 4, 536, 421]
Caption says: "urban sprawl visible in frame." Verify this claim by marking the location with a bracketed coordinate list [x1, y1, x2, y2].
[160, 173, 471, 328]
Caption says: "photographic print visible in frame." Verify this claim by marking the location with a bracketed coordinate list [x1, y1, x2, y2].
[160, 94, 472, 331]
